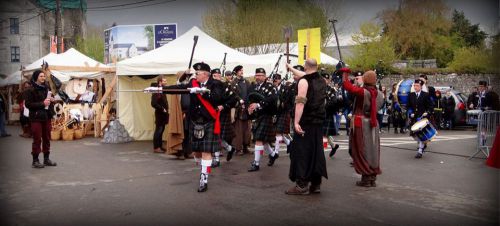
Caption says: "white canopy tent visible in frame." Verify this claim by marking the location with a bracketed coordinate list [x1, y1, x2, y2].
[23, 48, 115, 82]
[0, 70, 22, 87]
[117, 26, 274, 77]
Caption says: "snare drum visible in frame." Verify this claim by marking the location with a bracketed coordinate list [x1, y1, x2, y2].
[410, 118, 437, 142]
[466, 110, 482, 125]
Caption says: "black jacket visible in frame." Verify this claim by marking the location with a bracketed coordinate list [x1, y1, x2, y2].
[408, 91, 433, 119]
[248, 81, 278, 117]
[164, 78, 223, 123]
[23, 81, 54, 122]
[151, 91, 169, 126]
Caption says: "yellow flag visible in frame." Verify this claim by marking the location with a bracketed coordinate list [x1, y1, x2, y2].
[298, 27, 321, 65]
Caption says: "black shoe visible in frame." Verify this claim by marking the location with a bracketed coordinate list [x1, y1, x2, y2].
[211, 160, 220, 168]
[43, 159, 57, 166]
[423, 144, 427, 152]
[329, 144, 339, 157]
[400, 129, 405, 134]
[267, 153, 279, 166]
[309, 184, 321, 194]
[226, 147, 235, 162]
[1, 134, 11, 137]
[32, 161, 44, 168]
[248, 162, 260, 172]
[197, 182, 208, 192]
[415, 152, 422, 159]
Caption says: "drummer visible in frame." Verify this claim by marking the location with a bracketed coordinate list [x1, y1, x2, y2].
[408, 79, 433, 159]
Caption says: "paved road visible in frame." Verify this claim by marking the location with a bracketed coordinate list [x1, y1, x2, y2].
[0, 126, 498, 226]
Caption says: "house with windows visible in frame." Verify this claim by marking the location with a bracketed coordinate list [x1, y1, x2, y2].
[0, 0, 86, 77]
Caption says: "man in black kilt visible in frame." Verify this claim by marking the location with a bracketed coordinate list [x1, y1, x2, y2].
[270, 73, 292, 166]
[321, 72, 340, 157]
[163, 62, 223, 192]
[285, 59, 327, 195]
[210, 69, 240, 167]
[247, 68, 278, 172]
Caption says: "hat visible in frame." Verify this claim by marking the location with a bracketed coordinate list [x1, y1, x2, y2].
[479, 80, 487, 86]
[224, 70, 233, 77]
[362, 70, 377, 86]
[211, 68, 221, 74]
[32, 70, 43, 82]
[273, 74, 282, 80]
[353, 71, 363, 77]
[414, 79, 424, 86]
[321, 73, 331, 80]
[193, 62, 211, 72]
[233, 65, 243, 73]
[293, 65, 304, 72]
[255, 68, 266, 75]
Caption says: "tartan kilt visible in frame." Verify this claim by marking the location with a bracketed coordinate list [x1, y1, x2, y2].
[190, 121, 220, 153]
[275, 112, 291, 134]
[323, 113, 337, 136]
[252, 114, 276, 143]
[219, 111, 235, 143]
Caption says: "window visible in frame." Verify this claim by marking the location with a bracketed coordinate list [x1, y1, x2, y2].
[10, 18, 19, 34]
[11, 46, 20, 62]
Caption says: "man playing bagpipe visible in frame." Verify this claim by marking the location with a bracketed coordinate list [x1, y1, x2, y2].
[408, 79, 434, 159]
[210, 68, 240, 167]
[321, 72, 340, 158]
[162, 62, 224, 192]
[271, 73, 293, 166]
[247, 68, 279, 172]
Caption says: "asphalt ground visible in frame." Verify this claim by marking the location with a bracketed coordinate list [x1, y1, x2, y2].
[0, 125, 498, 226]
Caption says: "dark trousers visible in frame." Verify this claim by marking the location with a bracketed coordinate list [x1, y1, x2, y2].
[153, 124, 165, 149]
[31, 120, 51, 155]
[377, 113, 384, 130]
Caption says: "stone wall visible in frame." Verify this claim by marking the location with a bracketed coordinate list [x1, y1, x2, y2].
[379, 74, 500, 96]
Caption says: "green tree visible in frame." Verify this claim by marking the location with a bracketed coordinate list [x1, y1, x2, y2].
[203, 0, 334, 54]
[144, 25, 154, 50]
[451, 10, 487, 48]
[448, 47, 494, 73]
[379, 0, 451, 61]
[347, 22, 397, 72]
[74, 25, 105, 62]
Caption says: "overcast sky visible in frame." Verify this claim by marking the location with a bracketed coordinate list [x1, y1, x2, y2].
[87, 0, 499, 46]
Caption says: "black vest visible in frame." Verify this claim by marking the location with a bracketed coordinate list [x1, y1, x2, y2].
[299, 72, 326, 125]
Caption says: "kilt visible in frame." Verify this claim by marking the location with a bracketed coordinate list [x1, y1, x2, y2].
[219, 110, 235, 143]
[252, 114, 276, 143]
[323, 113, 336, 136]
[275, 112, 291, 134]
[190, 121, 220, 153]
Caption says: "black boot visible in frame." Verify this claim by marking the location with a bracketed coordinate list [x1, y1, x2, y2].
[32, 154, 44, 168]
[248, 161, 260, 172]
[226, 147, 235, 162]
[197, 174, 208, 192]
[267, 153, 279, 166]
[329, 144, 339, 157]
[43, 153, 57, 166]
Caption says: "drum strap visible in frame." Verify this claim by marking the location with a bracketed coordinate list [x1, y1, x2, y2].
[191, 79, 220, 134]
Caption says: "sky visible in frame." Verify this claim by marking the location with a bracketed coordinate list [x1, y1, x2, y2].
[86, 0, 499, 47]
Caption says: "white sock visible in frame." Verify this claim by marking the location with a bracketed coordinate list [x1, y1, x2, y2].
[221, 140, 232, 152]
[194, 156, 201, 165]
[283, 134, 291, 145]
[327, 136, 335, 148]
[254, 145, 264, 165]
[418, 142, 424, 153]
[201, 159, 211, 183]
[274, 136, 282, 155]
[264, 143, 274, 156]
[214, 152, 220, 162]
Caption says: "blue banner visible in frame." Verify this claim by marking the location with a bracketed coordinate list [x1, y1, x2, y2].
[154, 24, 177, 48]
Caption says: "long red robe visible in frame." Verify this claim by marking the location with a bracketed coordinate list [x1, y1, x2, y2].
[343, 80, 384, 175]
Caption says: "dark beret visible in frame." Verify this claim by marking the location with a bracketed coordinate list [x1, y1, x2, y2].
[321, 73, 331, 80]
[478, 80, 487, 86]
[255, 68, 266, 74]
[224, 70, 233, 77]
[233, 65, 243, 73]
[353, 71, 363, 77]
[414, 79, 424, 86]
[273, 74, 282, 80]
[293, 65, 304, 72]
[211, 68, 221, 74]
[193, 62, 211, 72]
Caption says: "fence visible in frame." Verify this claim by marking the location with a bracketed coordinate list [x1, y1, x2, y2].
[470, 111, 500, 159]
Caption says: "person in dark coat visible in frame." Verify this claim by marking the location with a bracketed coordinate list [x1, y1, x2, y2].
[285, 59, 328, 194]
[478, 81, 500, 111]
[232, 65, 252, 156]
[408, 79, 434, 158]
[433, 90, 443, 129]
[23, 70, 57, 168]
[151, 75, 169, 153]
[441, 90, 455, 129]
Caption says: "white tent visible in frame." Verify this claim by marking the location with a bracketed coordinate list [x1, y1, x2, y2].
[0, 70, 22, 87]
[117, 26, 273, 76]
[23, 48, 114, 82]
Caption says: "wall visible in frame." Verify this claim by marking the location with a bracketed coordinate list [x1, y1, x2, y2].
[379, 74, 500, 96]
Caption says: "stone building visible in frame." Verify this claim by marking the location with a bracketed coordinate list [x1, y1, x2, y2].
[0, 0, 86, 77]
